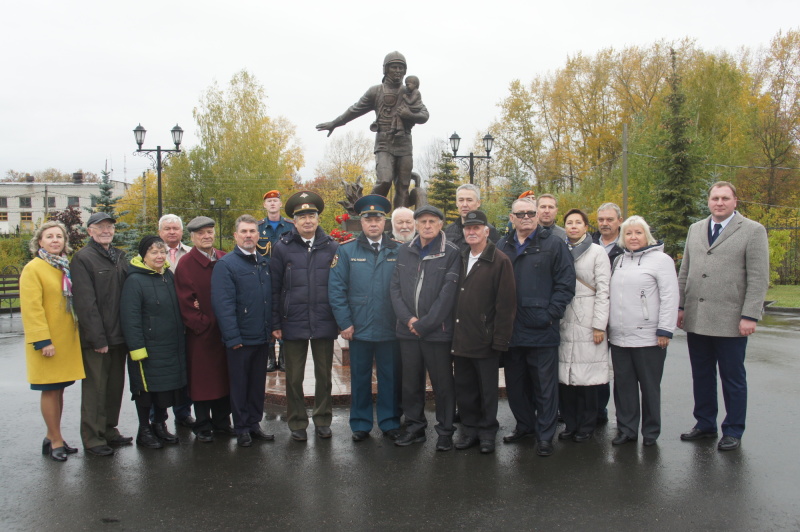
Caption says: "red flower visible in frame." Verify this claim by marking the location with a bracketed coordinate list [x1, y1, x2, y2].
[335, 213, 351, 224]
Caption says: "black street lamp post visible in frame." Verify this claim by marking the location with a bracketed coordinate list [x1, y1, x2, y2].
[209, 197, 231, 250]
[448, 132, 494, 185]
[133, 124, 183, 218]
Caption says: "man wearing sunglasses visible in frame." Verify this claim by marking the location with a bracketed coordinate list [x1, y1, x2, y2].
[496, 197, 575, 457]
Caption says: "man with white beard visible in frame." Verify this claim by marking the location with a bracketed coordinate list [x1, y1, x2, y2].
[391, 207, 415, 243]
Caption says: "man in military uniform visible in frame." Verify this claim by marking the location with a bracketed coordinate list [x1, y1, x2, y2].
[271, 191, 339, 442]
[257, 190, 294, 372]
[329, 195, 402, 442]
[316, 51, 430, 209]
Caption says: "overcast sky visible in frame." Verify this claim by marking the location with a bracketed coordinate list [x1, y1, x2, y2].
[1, 1, 797, 184]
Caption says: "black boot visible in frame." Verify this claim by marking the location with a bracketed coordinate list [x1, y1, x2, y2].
[152, 422, 179, 444]
[277, 344, 286, 372]
[266, 351, 277, 373]
[137, 426, 163, 449]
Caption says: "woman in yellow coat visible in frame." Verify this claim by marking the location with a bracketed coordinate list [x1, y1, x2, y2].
[21, 221, 85, 462]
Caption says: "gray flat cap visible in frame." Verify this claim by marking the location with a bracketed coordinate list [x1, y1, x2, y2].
[86, 212, 116, 226]
[413, 204, 444, 220]
[186, 216, 216, 232]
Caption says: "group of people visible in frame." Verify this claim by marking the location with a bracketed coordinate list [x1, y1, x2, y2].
[20, 180, 768, 461]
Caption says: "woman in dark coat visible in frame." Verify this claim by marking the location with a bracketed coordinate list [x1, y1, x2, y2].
[120, 236, 187, 449]
[173, 218, 232, 442]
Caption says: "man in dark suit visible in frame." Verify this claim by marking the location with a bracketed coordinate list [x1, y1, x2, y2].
[677, 181, 769, 451]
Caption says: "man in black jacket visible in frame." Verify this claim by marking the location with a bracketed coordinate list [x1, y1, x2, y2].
[496, 197, 576, 457]
[71, 212, 132, 456]
[270, 191, 339, 443]
[591, 202, 624, 423]
[211, 214, 275, 448]
[390, 205, 461, 451]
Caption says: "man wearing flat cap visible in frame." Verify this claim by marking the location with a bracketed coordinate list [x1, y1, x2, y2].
[173, 217, 233, 442]
[257, 190, 294, 372]
[390, 204, 461, 451]
[451, 211, 516, 454]
[329, 195, 402, 442]
[271, 191, 340, 442]
[71, 212, 133, 456]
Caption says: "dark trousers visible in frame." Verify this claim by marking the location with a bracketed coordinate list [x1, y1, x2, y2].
[136, 402, 166, 427]
[687, 333, 748, 438]
[454, 356, 500, 440]
[193, 396, 232, 434]
[284, 339, 333, 431]
[80, 344, 127, 448]
[226, 343, 268, 435]
[349, 339, 401, 433]
[150, 399, 193, 424]
[597, 383, 611, 418]
[560, 384, 599, 434]
[399, 340, 455, 436]
[505, 346, 559, 442]
[611, 344, 666, 440]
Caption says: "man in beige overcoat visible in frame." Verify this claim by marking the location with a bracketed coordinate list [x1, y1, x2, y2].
[677, 181, 769, 452]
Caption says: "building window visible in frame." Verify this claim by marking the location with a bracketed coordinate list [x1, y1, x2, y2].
[0, 197, 7, 208]
[21, 212, 33, 222]
[47, 197, 56, 208]
[20, 197, 32, 208]
[68, 197, 80, 207]
[0, 212, 8, 222]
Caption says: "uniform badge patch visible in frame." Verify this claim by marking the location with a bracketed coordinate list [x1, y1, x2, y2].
[331, 254, 339, 268]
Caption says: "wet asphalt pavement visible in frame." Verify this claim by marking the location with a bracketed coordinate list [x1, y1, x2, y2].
[0, 313, 799, 531]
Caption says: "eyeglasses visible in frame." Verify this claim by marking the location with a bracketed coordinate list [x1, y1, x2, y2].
[512, 211, 537, 218]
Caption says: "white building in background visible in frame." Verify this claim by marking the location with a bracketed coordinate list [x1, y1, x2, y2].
[0, 173, 128, 234]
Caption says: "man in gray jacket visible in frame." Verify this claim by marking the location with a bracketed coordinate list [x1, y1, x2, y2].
[71, 212, 132, 456]
[677, 181, 769, 451]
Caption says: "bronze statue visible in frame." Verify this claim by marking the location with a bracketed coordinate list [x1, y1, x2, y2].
[317, 51, 429, 209]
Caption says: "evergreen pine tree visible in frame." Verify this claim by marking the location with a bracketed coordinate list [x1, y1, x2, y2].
[651, 49, 700, 261]
[87, 168, 137, 251]
[427, 154, 461, 223]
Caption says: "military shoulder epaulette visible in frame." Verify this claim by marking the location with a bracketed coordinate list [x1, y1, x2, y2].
[283, 218, 295, 224]
[340, 237, 357, 245]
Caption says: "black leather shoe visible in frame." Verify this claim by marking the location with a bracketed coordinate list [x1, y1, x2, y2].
[136, 427, 163, 449]
[266, 356, 277, 373]
[436, 435, 453, 451]
[643, 437, 657, 446]
[612, 432, 637, 445]
[277, 347, 286, 372]
[251, 428, 275, 441]
[213, 425, 236, 436]
[237, 433, 252, 447]
[175, 416, 196, 428]
[107, 435, 133, 447]
[536, 440, 554, 456]
[49, 445, 68, 462]
[62, 440, 79, 454]
[291, 429, 308, 442]
[558, 430, 576, 441]
[503, 429, 534, 443]
[455, 435, 479, 450]
[196, 430, 214, 443]
[86, 445, 115, 456]
[480, 440, 496, 454]
[352, 431, 370, 442]
[681, 427, 718, 441]
[717, 435, 741, 451]
[316, 426, 332, 439]
[573, 432, 593, 443]
[394, 430, 426, 447]
[382, 429, 401, 441]
[152, 422, 179, 444]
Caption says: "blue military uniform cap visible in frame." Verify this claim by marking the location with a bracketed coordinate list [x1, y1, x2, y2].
[354, 194, 391, 217]
[285, 190, 325, 217]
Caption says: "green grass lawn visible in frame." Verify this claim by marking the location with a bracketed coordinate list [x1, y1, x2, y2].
[767, 285, 800, 308]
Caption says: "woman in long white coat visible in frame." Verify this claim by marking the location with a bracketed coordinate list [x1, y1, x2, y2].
[558, 209, 611, 442]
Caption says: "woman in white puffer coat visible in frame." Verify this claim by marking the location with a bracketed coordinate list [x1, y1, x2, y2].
[558, 209, 611, 442]
[608, 215, 678, 447]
